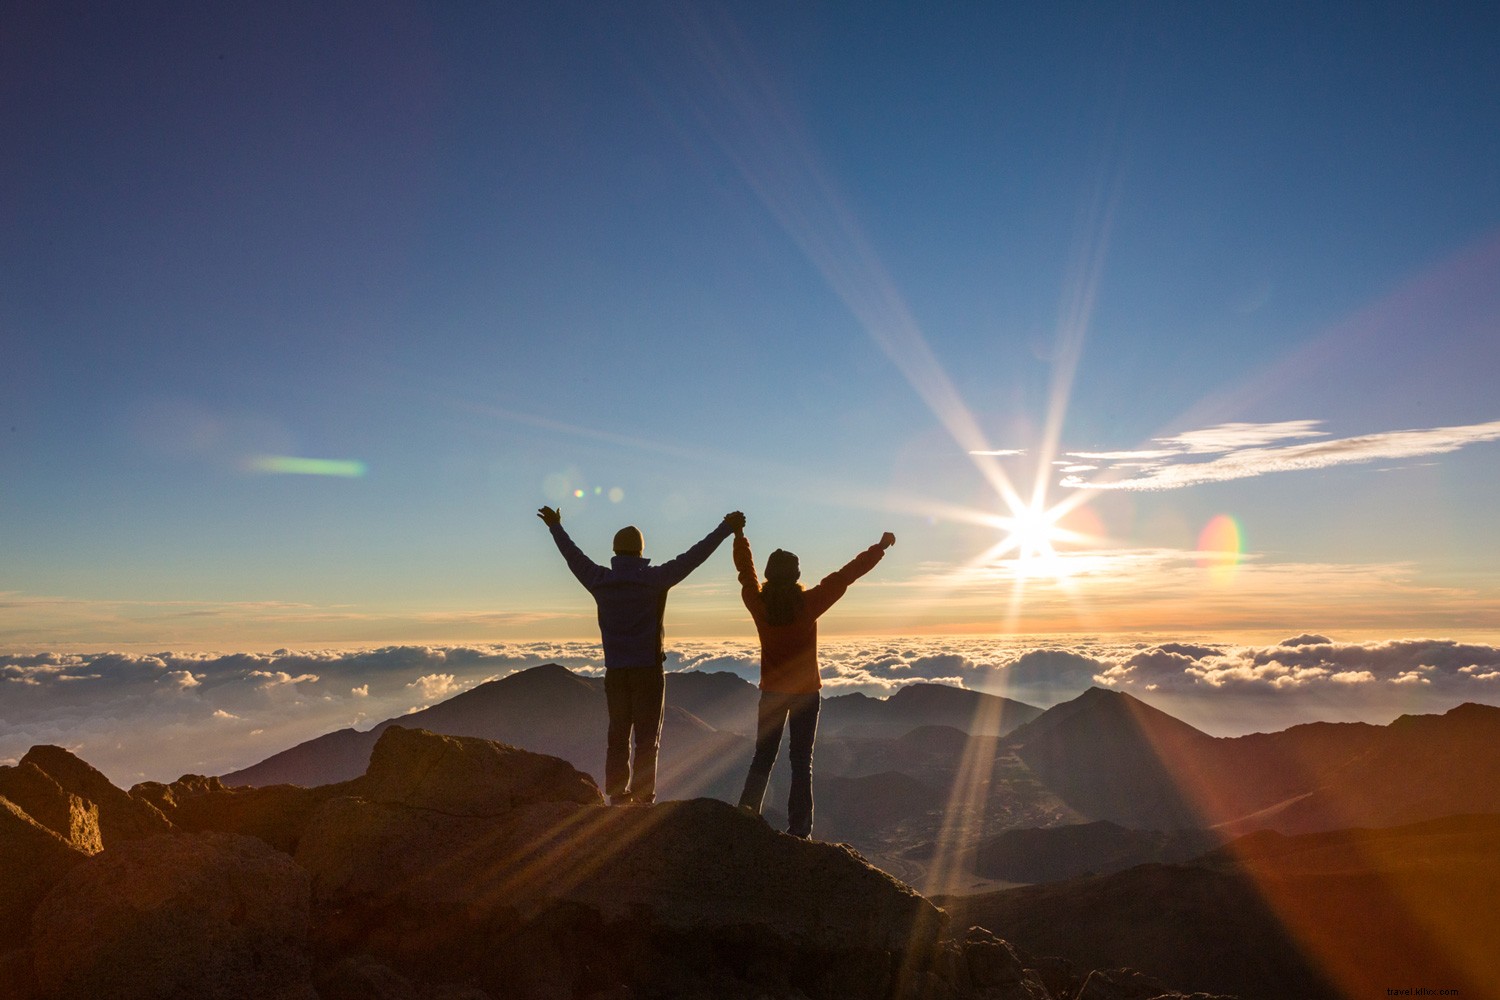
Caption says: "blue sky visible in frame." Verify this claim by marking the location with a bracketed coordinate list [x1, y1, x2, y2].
[4, 1, 1500, 656]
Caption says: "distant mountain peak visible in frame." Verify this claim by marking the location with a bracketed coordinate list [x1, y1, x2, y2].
[1013, 684, 1210, 747]
[1444, 701, 1500, 721]
[501, 662, 583, 683]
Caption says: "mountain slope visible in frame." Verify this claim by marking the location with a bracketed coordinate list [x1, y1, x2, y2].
[1241, 701, 1500, 834]
[942, 814, 1500, 1000]
[822, 683, 1043, 738]
[1007, 687, 1218, 830]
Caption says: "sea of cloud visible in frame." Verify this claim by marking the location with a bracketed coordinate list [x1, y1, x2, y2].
[3, 634, 1498, 785]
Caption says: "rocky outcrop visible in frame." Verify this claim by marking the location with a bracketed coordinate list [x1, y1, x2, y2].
[31, 831, 316, 1000]
[0, 763, 102, 855]
[357, 724, 603, 813]
[19, 746, 172, 847]
[129, 772, 226, 811]
[295, 726, 947, 999]
[0, 798, 88, 941]
[3, 727, 1233, 1000]
[943, 927, 1053, 999]
[132, 773, 358, 854]
[1075, 967, 1235, 1000]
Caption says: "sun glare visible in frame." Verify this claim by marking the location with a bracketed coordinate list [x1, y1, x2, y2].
[987, 492, 1095, 580]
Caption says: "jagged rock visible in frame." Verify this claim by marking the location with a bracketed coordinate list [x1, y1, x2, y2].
[948, 927, 1053, 999]
[0, 763, 103, 854]
[316, 953, 494, 999]
[31, 831, 316, 1000]
[964, 927, 1025, 986]
[133, 773, 358, 854]
[0, 797, 88, 940]
[19, 745, 173, 847]
[297, 750, 946, 1000]
[1021, 956, 1077, 1000]
[359, 725, 603, 814]
[1075, 968, 1175, 1000]
[130, 772, 226, 812]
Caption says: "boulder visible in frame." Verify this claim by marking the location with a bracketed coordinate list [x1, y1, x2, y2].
[31, 831, 317, 1000]
[0, 797, 88, 940]
[963, 927, 1026, 987]
[935, 927, 1052, 1000]
[19, 746, 173, 847]
[1021, 955, 1078, 1000]
[358, 725, 603, 814]
[0, 763, 103, 854]
[133, 773, 358, 854]
[296, 790, 946, 1000]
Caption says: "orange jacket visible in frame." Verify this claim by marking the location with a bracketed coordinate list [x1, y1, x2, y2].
[735, 535, 885, 694]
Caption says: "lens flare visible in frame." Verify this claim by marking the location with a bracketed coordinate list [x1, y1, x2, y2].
[246, 455, 366, 478]
[1197, 514, 1243, 584]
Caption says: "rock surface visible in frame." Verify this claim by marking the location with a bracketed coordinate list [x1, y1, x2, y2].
[358, 724, 604, 813]
[315, 953, 495, 1000]
[4, 725, 1234, 1000]
[0, 763, 103, 855]
[19, 745, 173, 847]
[296, 726, 947, 999]
[31, 831, 316, 1000]
[0, 798, 88, 941]
[133, 773, 358, 854]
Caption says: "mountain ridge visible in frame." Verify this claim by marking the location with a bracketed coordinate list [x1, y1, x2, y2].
[221, 665, 1500, 874]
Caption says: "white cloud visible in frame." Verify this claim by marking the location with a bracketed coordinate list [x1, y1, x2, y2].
[1061, 419, 1500, 491]
[249, 670, 320, 687]
[1157, 420, 1326, 454]
[1064, 449, 1180, 461]
[407, 673, 461, 701]
[3, 635, 1499, 785]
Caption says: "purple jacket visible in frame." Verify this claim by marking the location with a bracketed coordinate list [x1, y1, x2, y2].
[548, 520, 733, 669]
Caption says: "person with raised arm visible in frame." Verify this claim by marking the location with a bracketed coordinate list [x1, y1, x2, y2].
[538, 505, 745, 805]
[733, 525, 895, 838]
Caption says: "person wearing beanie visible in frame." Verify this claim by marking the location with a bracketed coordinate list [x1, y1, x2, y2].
[733, 525, 895, 838]
[538, 504, 745, 805]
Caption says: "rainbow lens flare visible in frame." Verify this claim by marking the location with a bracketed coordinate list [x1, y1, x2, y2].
[1196, 514, 1243, 583]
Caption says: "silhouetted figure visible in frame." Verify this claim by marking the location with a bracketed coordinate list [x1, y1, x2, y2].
[539, 505, 745, 804]
[735, 527, 894, 837]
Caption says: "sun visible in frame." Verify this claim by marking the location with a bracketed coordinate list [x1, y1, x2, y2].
[985, 491, 1096, 580]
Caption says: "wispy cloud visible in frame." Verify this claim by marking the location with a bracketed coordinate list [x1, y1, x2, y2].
[1062, 419, 1500, 491]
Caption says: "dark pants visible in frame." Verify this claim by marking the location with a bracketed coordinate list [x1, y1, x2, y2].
[604, 666, 665, 804]
[738, 691, 821, 838]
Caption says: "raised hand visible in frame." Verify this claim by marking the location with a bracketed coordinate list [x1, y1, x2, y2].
[724, 511, 746, 533]
[537, 506, 562, 527]
[880, 531, 896, 549]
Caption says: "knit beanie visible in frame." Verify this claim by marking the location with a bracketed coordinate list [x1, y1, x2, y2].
[764, 549, 800, 582]
[613, 525, 644, 555]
